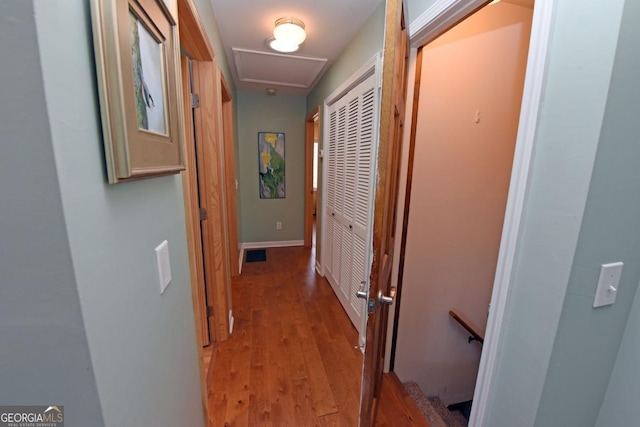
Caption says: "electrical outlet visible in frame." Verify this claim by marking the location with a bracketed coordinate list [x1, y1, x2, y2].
[276, 221, 282, 230]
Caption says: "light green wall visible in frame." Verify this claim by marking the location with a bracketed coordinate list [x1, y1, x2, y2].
[306, 2, 385, 114]
[31, 0, 205, 426]
[0, 2, 104, 424]
[597, 288, 640, 426]
[482, 0, 628, 425]
[192, 0, 233, 92]
[306, 2, 385, 261]
[237, 92, 306, 243]
[537, 0, 640, 424]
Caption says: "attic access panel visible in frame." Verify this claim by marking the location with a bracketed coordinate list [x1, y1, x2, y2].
[233, 48, 327, 88]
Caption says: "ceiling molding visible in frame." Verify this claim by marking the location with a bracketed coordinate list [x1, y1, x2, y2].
[233, 48, 327, 89]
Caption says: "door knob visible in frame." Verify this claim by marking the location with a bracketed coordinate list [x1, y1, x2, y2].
[356, 281, 368, 299]
[378, 287, 396, 305]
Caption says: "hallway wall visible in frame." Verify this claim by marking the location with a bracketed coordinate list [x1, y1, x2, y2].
[535, 0, 640, 423]
[0, 2, 104, 424]
[237, 92, 307, 243]
[27, 0, 205, 425]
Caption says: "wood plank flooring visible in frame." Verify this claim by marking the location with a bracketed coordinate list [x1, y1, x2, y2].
[205, 245, 428, 426]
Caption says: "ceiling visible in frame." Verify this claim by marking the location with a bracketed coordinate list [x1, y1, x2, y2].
[209, 0, 384, 96]
[209, 0, 534, 96]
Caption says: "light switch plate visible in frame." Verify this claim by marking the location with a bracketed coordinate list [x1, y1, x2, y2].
[155, 240, 172, 294]
[593, 262, 623, 308]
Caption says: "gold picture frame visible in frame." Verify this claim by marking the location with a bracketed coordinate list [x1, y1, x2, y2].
[91, 0, 185, 183]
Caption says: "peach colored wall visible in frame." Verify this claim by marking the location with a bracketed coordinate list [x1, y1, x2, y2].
[394, 2, 532, 405]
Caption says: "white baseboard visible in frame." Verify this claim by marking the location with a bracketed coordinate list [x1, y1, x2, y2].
[228, 311, 234, 335]
[315, 261, 323, 276]
[241, 240, 304, 250]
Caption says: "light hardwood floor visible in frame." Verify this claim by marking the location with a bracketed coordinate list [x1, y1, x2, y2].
[204, 245, 428, 426]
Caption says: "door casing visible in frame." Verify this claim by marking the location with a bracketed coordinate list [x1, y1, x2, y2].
[177, 0, 238, 423]
[304, 107, 319, 248]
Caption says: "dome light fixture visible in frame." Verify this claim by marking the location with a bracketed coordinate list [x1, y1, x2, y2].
[267, 17, 306, 53]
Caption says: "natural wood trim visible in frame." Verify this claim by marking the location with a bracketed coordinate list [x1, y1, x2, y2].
[191, 61, 217, 342]
[179, 55, 209, 427]
[177, 0, 214, 61]
[220, 73, 232, 102]
[205, 342, 219, 386]
[180, 57, 210, 347]
[219, 69, 240, 277]
[304, 107, 320, 247]
[389, 46, 423, 371]
[361, 0, 408, 424]
[193, 59, 230, 341]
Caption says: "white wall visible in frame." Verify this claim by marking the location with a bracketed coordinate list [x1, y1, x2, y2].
[394, 2, 532, 405]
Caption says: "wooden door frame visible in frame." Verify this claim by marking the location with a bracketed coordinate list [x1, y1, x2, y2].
[177, 0, 233, 423]
[178, 54, 209, 427]
[304, 107, 320, 248]
[385, 1, 557, 426]
[219, 71, 240, 277]
[190, 58, 230, 343]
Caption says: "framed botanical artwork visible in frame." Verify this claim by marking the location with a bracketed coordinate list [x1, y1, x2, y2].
[258, 132, 286, 199]
[90, 0, 185, 183]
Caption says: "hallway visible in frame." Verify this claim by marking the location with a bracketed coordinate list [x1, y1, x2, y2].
[205, 246, 429, 426]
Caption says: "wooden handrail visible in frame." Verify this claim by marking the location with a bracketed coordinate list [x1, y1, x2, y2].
[449, 310, 484, 344]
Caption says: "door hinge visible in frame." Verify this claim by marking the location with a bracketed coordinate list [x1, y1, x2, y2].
[207, 306, 214, 318]
[191, 93, 200, 109]
[199, 207, 207, 221]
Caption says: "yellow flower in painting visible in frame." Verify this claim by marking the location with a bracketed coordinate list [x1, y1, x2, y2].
[264, 133, 278, 149]
[261, 151, 271, 168]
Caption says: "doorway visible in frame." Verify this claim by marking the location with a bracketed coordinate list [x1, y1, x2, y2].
[390, 0, 534, 421]
[304, 107, 320, 262]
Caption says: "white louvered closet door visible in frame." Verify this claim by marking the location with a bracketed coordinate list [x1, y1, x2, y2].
[325, 109, 337, 285]
[324, 73, 377, 337]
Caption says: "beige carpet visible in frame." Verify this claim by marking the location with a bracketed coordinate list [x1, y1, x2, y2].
[403, 382, 468, 427]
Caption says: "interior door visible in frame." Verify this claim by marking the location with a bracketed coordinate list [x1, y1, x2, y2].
[181, 56, 211, 347]
[190, 58, 231, 342]
[359, 0, 408, 424]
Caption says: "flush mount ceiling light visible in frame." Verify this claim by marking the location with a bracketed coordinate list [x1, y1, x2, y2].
[267, 17, 306, 53]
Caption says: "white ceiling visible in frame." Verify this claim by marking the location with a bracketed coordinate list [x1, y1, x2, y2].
[210, 0, 383, 96]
